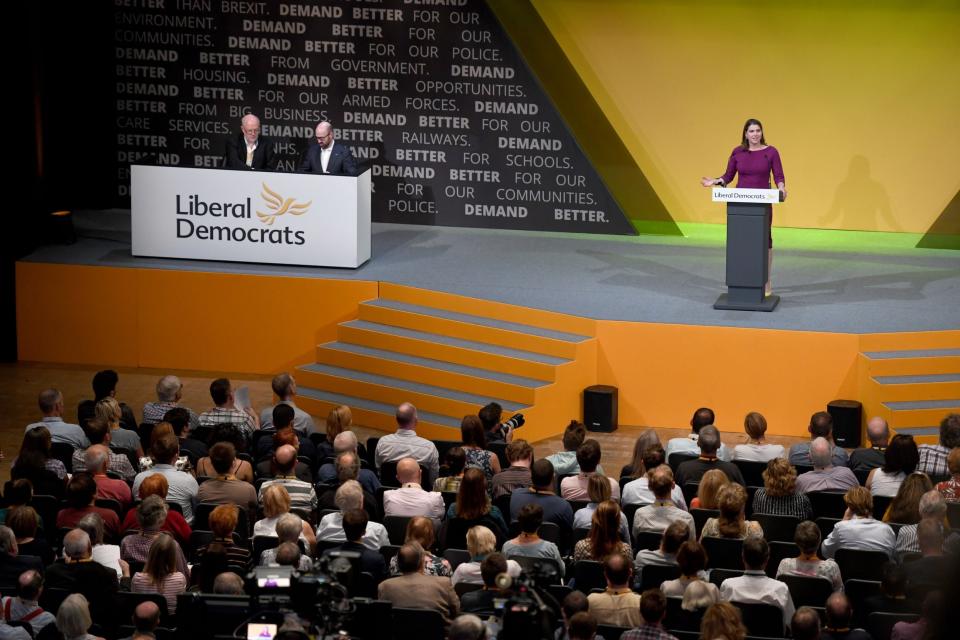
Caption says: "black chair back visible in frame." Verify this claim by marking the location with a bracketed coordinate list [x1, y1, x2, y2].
[690, 508, 719, 539]
[701, 536, 744, 569]
[844, 579, 881, 628]
[664, 596, 704, 631]
[734, 460, 768, 487]
[709, 568, 744, 588]
[753, 513, 801, 543]
[668, 453, 698, 472]
[442, 548, 470, 571]
[453, 583, 483, 598]
[379, 544, 401, 568]
[346, 599, 392, 640]
[681, 482, 700, 506]
[488, 441, 508, 469]
[873, 495, 894, 520]
[766, 541, 801, 578]
[365, 437, 380, 469]
[493, 493, 513, 519]
[94, 498, 124, 518]
[567, 499, 590, 514]
[383, 515, 412, 546]
[440, 491, 457, 507]
[634, 530, 663, 553]
[867, 611, 919, 640]
[816, 516, 840, 541]
[573, 560, 606, 593]
[193, 503, 249, 538]
[731, 601, 784, 637]
[638, 563, 680, 591]
[30, 494, 62, 536]
[252, 535, 280, 562]
[508, 555, 563, 584]
[835, 548, 890, 582]
[49, 442, 76, 473]
[779, 573, 834, 607]
[596, 624, 631, 640]
[807, 491, 848, 519]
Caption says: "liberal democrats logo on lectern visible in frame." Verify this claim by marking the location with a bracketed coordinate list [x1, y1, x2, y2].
[175, 183, 310, 245]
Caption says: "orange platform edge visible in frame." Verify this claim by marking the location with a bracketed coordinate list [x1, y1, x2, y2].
[16, 262, 957, 443]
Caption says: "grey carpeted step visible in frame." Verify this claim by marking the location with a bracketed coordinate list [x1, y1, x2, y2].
[864, 348, 960, 359]
[366, 298, 592, 342]
[892, 426, 941, 437]
[296, 387, 461, 428]
[299, 362, 527, 411]
[320, 341, 548, 387]
[882, 399, 960, 410]
[874, 373, 960, 384]
[342, 319, 569, 365]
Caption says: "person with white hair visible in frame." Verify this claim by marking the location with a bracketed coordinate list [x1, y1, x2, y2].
[44, 530, 119, 624]
[24, 388, 89, 449]
[258, 513, 312, 571]
[449, 614, 487, 640]
[142, 375, 199, 427]
[895, 489, 947, 554]
[223, 113, 277, 171]
[795, 437, 858, 493]
[55, 593, 103, 640]
[316, 432, 381, 494]
[314, 481, 389, 550]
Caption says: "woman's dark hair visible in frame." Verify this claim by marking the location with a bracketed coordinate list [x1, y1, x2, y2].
[587, 500, 621, 560]
[883, 434, 919, 474]
[197, 542, 229, 592]
[455, 468, 491, 520]
[144, 533, 178, 584]
[445, 446, 467, 475]
[460, 415, 487, 449]
[740, 118, 765, 150]
[65, 473, 97, 509]
[626, 430, 661, 477]
[12, 428, 53, 478]
[209, 423, 247, 452]
[886, 473, 933, 524]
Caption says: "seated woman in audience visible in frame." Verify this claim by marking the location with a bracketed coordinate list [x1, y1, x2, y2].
[195, 423, 254, 482]
[433, 446, 467, 493]
[661, 540, 719, 599]
[752, 457, 813, 519]
[502, 503, 565, 576]
[387, 515, 451, 577]
[96, 397, 144, 459]
[319, 405, 353, 460]
[195, 504, 251, 574]
[56, 594, 104, 640]
[867, 434, 919, 498]
[682, 575, 720, 612]
[11, 427, 66, 496]
[131, 532, 187, 615]
[731, 411, 785, 462]
[56, 472, 122, 539]
[690, 469, 729, 510]
[77, 512, 125, 578]
[450, 525, 521, 586]
[776, 520, 843, 591]
[460, 415, 501, 483]
[821, 486, 896, 559]
[700, 602, 747, 640]
[572, 499, 632, 561]
[936, 448, 960, 502]
[619, 429, 661, 478]
[259, 513, 312, 571]
[121, 495, 190, 577]
[254, 484, 316, 553]
[446, 468, 509, 542]
[699, 484, 763, 540]
[572, 474, 630, 541]
[0, 480, 34, 527]
[884, 473, 933, 524]
[7, 506, 54, 566]
[119, 473, 191, 546]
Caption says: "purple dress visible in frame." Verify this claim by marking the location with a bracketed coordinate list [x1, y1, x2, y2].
[721, 145, 785, 246]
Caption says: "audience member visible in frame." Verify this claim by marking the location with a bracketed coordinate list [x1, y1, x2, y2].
[556, 591, 590, 640]
[866, 434, 919, 497]
[885, 473, 933, 524]
[509, 459, 574, 530]
[164, 406, 207, 463]
[0, 569, 56, 637]
[752, 457, 813, 519]
[76, 369, 137, 430]
[821, 593, 870, 640]
[56, 472, 121, 538]
[120, 474, 191, 548]
[902, 518, 949, 590]
[195, 423, 254, 482]
[434, 446, 467, 493]
[318, 404, 352, 460]
[212, 572, 245, 595]
[123, 601, 161, 640]
[11, 428, 66, 497]
[0, 527, 43, 591]
[791, 607, 822, 640]
[197, 442, 259, 519]
[620, 588, 679, 640]
[861, 563, 920, 618]
[479, 402, 513, 444]
[46, 530, 119, 624]
[891, 591, 942, 640]
[821, 486, 896, 559]
[317, 451, 381, 522]
[572, 474, 630, 542]
[795, 437, 858, 493]
[690, 469, 728, 510]
[257, 444, 316, 513]
[547, 421, 596, 476]
[120, 496, 190, 576]
[73, 422, 136, 484]
[699, 602, 746, 640]
[936, 447, 960, 501]
[77, 513, 125, 578]
[560, 439, 619, 501]
[586, 553, 642, 628]
[130, 533, 186, 615]
[789, 411, 849, 467]
[315, 481, 387, 550]
[896, 489, 947, 554]
[665, 407, 730, 462]
[449, 613, 487, 640]
[491, 439, 534, 498]
[501, 503, 564, 576]
[776, 520, 843, 591]
[259, 373, 316, 435]
[719, 537, 795, 630]
[0, 481, 33, 527]
[374, 403, 440, 484]
[142, 375, 199, 428]
[699, 484, 763, 540]
[620, 429, 662, 478]
[848, 417, 890, 473]
[459, 552, 508, 616]
[254, 407, 316, 475]
[632, 466, 696, 540]
[567, 611, 597, 640]
[445, 468, 509, 543]
[195, 504, 251, 574]
[7, 507, 53, 567]
[634, 521, 688, 582]
[451, 526, 521, 586]
[681, 579, 719, 612]
[321, 509, 386, 582]
[198, 378, 259, 438]
[573, 500, 632, 562]
[916, 413, 960, 479]
[731, 412, 785, 462]
[259, 513, 311, 571]
[95, 397, 144, 459]
[378, 543, 459, 628]
[675, 426, 744, 486]
[55, 593, 104, 640]
[622, 446, 688, 509]
[386, 516, 451, 577]
[132, 432, 199, 522]
[383, 457, 445, 524]
[25, 388, 88, 449]
[316, 432, 380, 493]
[460, 415, 501, 483]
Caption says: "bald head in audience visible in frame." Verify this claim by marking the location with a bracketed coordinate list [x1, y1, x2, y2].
[866, 417, 889, 447]
[274, 444, 298, 475]
[824, 593, 854, 631]
[213, 572, 245, 595]
[396, 457, 422, 485]
[333, 430, 358, 454]
[810, 437, 834, 469]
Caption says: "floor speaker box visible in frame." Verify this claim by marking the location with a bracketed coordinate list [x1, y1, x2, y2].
[828, 399, 862, 448]
[584, 385, 618, 433]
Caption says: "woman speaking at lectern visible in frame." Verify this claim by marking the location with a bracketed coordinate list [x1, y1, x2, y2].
[701, 119, 786, 295]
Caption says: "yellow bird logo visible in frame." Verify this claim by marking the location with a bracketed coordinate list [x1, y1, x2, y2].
[256, 183, 312, 225]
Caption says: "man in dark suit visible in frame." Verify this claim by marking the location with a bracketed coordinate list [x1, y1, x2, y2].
[0, 527, 43, 586]
[299, 121, 357, 176]
[321, 509, 386, 583]
[45, 529, 120, 626]
[223, 114, 278, 171]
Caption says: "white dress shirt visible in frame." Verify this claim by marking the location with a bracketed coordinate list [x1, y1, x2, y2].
[731, 443, 785, 462]
[821, 516, 897, 560]
[383, 484, 446, 524]
[621, 477, 688, 510]
[315, 512, 390, 550]
[321, 142, 334, 173]
[719, 570, 795, 629]
[665, 434, 730, 462]
[375, 430, 440, 484]
[632, 502, 696, 539]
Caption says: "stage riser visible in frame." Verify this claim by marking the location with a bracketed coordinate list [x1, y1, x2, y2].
[862, 356, 960, 377]
[860, 331, 960, 352]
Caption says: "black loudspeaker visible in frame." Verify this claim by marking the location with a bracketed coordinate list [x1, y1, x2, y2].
[584, 385, 618, 433]
[828, 399, 862, 448]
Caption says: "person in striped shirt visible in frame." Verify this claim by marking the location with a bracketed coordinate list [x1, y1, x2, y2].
[258, 445, 317, 514]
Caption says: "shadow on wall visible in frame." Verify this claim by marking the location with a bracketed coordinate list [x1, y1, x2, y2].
[917, 188, 960, 250]
[820, 155, 900, 232]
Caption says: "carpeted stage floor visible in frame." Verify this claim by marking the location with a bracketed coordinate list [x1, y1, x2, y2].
[21, 209, 960, 333]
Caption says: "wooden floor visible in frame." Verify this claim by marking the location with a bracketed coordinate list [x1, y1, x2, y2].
[0, 362, 808, 484]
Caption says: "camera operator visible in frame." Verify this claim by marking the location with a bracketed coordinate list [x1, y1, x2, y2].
[479, 403, 524, 444]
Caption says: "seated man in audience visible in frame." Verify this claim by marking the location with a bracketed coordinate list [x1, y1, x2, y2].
[0, 569, 55, 637]
[197, 442, 259, 520]
[480, 402, 517, 444]
[502, 504, 565, 576]
[143, 375, 199, 428]
[620, 589, 679, 640]
[317, 452, 381, 522]
[791, 607, 822, 640]
[719, 537, 795, 632]
[674, 426, 745, 486]
[56, 472, 121, 539]
[917, 413, 960, 479]
[132, 432, 199, 523]
[26, 388, 89, 449]
[891, 591, 942, 640]
[547, 421, 600, 476]
[315, 480, 389, 550]
[71, 418, 136, 483]
[0, 527, 42, 587]
[122, 601, 161, 640]
[567, 612, 597, 640]
[635, 521, 689, 582]
[378, 543, 459, 629]
[896, 489, 946, 554]
[795, 437, 859, 493]
[85, 445, 133, 511]
[274, 542, 303, 569]
[449, 614, 486, 640]
[848, 417, 889, 474]
[198, 377, 259, 439]
[665, 407, 730, 463]
[622, 446, 688, 509]
[165, 406, 207, 464]
[259, 513, 312, 571]
[821, 593, 870, 640]
[45, 529, 119, 625]
[509, 459, 574, 531]
[491, 439, 534, 499]
[821, 486, 896, 560]
[383, 457, 445, 525]
[586, 552, 642, 628]
[459, 553, 508, 616]
[789, 411, 850, 467]
[556, 591, 590, 640]
[320, 509, 386, 582]
[560, 439, 619, 501]
[632, 465, 696, 541]
[77, 369, 138, 430]
[259, 373, 317, 435]
[375, 403, 440, 485]
[255, 422, 314, 482]
[213, 571, 246, 595]
[316, 431, 380, 493]
[120, 496, 190, 576]
[903, 518, 949, 590]
[862, 563, 920, 618]
[258, 444, 317, 514]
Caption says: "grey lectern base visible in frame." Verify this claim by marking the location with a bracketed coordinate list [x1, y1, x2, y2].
[714, 201, 779, 312]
